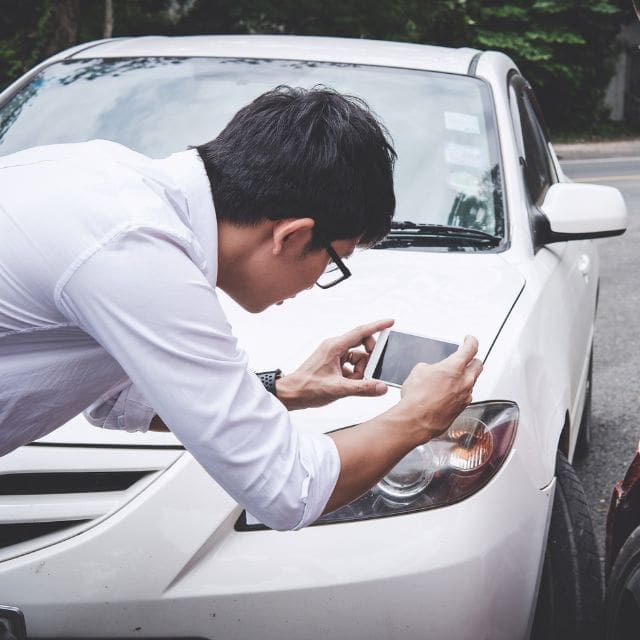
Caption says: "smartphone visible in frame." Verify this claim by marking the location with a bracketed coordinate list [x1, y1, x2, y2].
[364, 329, 459, 387]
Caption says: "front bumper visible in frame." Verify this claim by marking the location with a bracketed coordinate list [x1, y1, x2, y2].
[0, 449, 551, 640]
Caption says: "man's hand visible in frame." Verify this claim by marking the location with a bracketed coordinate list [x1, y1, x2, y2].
[276, 318, 395, 410]
[324, 335, 482, 514]
[398, 335, 483, 443]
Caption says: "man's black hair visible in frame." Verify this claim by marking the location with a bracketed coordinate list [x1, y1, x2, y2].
[196, 85, 396, 249]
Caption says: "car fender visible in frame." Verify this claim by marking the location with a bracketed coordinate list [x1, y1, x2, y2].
[474, 245, 594, 489]
[473, 318, 566, 490]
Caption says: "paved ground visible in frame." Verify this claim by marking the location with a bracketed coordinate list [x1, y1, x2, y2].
[554, 138, 640, 160]
[558, 152, 640, 567]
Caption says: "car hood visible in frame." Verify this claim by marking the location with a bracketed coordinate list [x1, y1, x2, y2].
[40, 249, 524, 447]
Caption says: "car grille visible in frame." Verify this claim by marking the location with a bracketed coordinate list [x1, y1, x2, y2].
[0, 520, 91, 547]
[0, 471, 151, 494]
[0, 444, 183, 561]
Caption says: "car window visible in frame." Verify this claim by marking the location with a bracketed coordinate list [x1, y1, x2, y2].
[510, 77, 557, 205]
[0, 57, 504, 238]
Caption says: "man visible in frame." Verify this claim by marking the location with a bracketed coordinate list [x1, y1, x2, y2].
[0, 86, 481, 531]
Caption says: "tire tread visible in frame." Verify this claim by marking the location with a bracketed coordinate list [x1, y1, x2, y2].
[532, 451, 603, 640]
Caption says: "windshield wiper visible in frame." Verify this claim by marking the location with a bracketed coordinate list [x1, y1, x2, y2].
[376, 221, 502, 249]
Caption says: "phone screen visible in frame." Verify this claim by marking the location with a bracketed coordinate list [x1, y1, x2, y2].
[372, 331, 458, 386]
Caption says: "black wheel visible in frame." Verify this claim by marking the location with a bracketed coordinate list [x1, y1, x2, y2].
[531, 451, 603, 640]
[575, 349, 593, 459]
[605, 524, 640, 640]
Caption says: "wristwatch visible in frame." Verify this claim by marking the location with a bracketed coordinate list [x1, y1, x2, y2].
[256, 369, 282, 397]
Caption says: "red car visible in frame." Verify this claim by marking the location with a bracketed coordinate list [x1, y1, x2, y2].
[606, 442, 640, 638]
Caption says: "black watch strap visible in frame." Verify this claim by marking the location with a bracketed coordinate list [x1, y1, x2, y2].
[256, 369, 282, 396]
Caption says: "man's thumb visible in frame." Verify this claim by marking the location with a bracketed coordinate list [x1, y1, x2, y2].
[344, 379, 388, 397]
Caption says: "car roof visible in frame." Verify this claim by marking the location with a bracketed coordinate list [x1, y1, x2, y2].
[65, 35, 481, 76]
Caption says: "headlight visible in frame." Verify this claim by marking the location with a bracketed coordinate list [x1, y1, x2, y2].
[316, 401, 517, 525]
[234, 401, 518, 530]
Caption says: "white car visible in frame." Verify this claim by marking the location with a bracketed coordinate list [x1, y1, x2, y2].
[0, 36, 628, 640]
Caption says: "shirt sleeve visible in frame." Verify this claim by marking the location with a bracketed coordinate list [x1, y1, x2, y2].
[56, 227, 340, 531]
[84, 381, 155, 433]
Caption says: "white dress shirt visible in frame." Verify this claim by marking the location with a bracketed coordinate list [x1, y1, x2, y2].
[0, 140, 340, 531]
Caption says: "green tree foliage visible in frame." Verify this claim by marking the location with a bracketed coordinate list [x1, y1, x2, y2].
[0, 0, 632, 132]
[0, 1, 50, 87]
[0, 0, 173, 90]
[169, 0, 473, 46]
[467, 0, 628, 131]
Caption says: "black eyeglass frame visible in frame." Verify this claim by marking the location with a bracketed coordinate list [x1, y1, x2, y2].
[314, 229, 352, 289]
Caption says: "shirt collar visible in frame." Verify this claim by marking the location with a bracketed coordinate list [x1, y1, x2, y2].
[154, 148, 218, 286]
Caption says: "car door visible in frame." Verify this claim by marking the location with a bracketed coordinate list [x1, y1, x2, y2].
[510, 75, 597, 452]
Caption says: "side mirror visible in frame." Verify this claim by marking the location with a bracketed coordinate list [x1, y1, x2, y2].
[536, 182, 627, 246]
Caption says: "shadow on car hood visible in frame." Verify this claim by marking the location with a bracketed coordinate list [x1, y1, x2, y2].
[40, 249, 524, 446]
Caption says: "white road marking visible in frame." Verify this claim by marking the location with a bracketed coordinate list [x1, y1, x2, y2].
[572, 175, 640, 182]
[559, 155, 640, 165]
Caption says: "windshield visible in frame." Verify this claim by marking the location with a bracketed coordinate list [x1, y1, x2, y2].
[0, 57, 504, 238]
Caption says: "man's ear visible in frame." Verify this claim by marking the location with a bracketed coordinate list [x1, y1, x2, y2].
[271, 218, 315, 256]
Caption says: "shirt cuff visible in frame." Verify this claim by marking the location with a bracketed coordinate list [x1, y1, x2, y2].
[84, 383, 156, 433]
[291, 432, 341, 530]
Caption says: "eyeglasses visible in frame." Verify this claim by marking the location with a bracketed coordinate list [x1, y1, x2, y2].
[315, 231, 352, 289]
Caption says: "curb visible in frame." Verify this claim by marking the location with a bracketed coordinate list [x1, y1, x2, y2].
[554, 138, 640, 161]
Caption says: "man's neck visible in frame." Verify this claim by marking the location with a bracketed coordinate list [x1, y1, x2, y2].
[216, 220, 272, 295]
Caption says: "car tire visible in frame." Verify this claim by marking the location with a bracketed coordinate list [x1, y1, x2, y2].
[575, 349, 593, 459]
[531, 451, 603, 640]
[605, 524, 640, 640]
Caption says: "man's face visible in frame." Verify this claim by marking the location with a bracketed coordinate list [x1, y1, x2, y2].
[258, 237, 357, 312]
[217, 218, 359, 314]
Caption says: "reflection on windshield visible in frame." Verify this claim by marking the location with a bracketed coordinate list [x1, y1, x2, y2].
[0, 78, 40, 143]
[0, 58, 181, 143]
[0, 57, 503, 238]
[447, 164, 503, 236]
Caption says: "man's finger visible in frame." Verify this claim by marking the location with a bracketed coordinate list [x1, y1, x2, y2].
[464, 370, 478, 389]
[362, 334, 376, 354]
[466, 357, 483, 380]
[351, 351, 369, 377]
[341, 349, 366, 366]
[338, 378, 388, 398]
[450, 335, 479, 366]
[333, 318, 395, 352]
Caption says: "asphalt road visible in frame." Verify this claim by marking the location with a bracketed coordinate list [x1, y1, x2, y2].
[561, 155, 640, 561]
